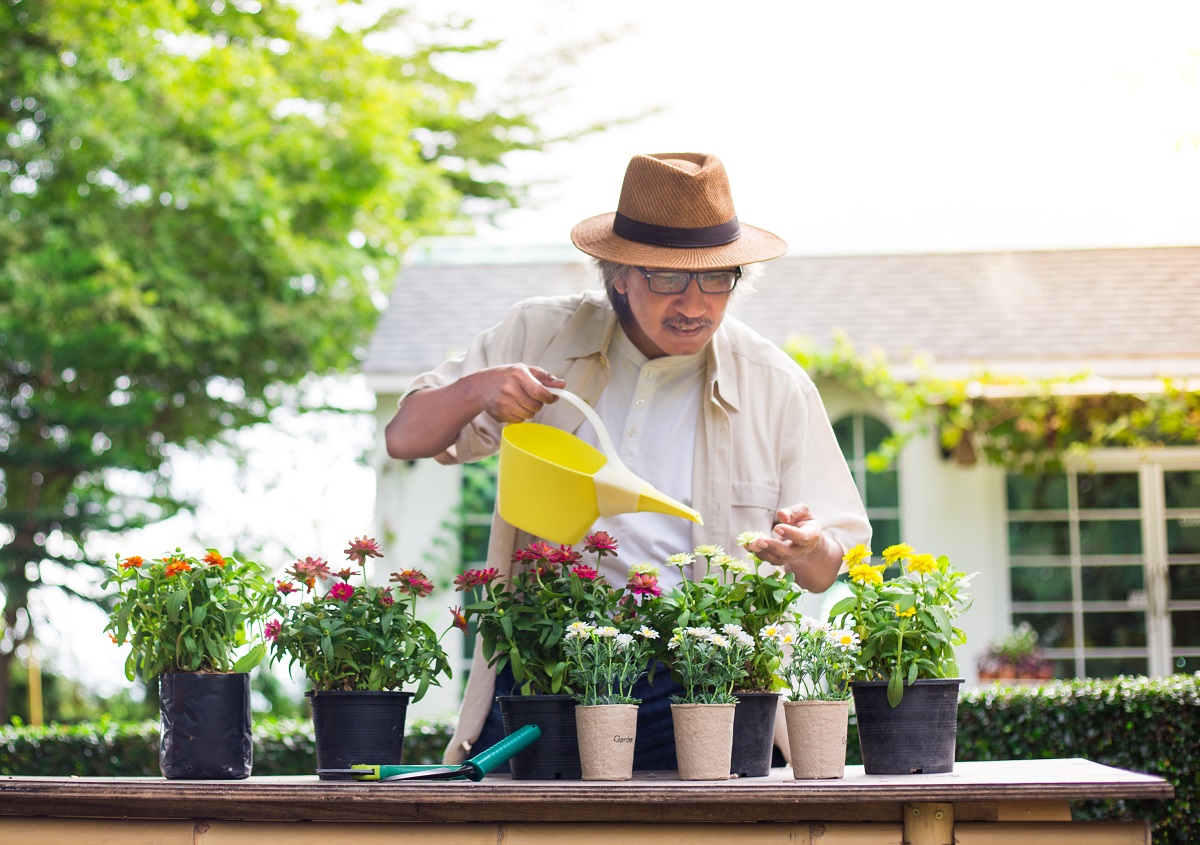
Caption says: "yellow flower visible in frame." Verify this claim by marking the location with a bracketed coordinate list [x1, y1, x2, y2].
[848, 561, 886, 586]
[842, 543, 872, 567]
[907, 553, 937, 575]
[894, 603, 917, 618]
[882, 543, 914, 565]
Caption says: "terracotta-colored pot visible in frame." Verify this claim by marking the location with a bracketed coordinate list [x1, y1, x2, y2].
[783, 699, 850, 780]
[575, 704, 638, 781]
[670, 702, 735, 781]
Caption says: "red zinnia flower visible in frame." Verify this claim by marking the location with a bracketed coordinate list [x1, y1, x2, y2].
[570, 563, 599, 581]
[379, 592, 395, 607]
[164, 559, 192, 577]
[584, 532, 619, 556]
[454, 568, 500, 591]
[203, 551, 226, 567]
[391, 568, 435, 598]
[449, 606, 468, 632]
[329, 581, 354, 601]
[628, 571, 661, 598]
[276, 580, 296, 594]
[119, 556, 144, 570]
[264, 620, 281, 642]
[344, 535, 383, 565]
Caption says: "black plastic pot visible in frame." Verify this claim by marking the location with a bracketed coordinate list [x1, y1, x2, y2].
[851, 678, 963, 774]
[309, 690, 412, 780]
[497, 694, 581, 780]
[730, 691, 780, 777]
[159, 672, 252, 779]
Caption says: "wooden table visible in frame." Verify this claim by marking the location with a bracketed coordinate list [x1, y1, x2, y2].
[0, 757, 1171, 845]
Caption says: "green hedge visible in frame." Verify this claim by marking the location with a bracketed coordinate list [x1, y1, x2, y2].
[3, 675, 1195, 843]
[844, 673, 1198, 844]
[0, 715, 456, 776]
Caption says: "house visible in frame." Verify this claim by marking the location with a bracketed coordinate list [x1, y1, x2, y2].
[363, 238, 1200, 720]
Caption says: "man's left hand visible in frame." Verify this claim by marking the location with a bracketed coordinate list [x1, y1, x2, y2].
[745, 504, 841, 591]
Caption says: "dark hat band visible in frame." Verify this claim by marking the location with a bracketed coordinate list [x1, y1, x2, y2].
[613, 212, 742, 249]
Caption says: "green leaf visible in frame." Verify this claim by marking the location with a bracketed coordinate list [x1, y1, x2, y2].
[233, 643, 266, 673]
[887, 670, 904, 708]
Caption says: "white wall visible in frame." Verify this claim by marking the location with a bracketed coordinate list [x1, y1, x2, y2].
[372, 396, 471, 723]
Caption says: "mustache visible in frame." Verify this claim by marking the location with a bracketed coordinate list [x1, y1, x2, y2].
[663, 318, 712, 331]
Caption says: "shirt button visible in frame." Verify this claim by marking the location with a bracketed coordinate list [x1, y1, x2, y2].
[644, 371, 654, 379]
[627, 428, 636, 438]
[635, 399, 645, 407]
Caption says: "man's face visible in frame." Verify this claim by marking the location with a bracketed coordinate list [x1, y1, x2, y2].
[613, 266, 734, 359]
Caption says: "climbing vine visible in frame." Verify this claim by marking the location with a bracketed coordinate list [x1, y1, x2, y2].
[788, 334, 1200, 473]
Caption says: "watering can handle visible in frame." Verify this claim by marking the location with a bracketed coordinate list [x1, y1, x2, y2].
[547, 388, 619, 457]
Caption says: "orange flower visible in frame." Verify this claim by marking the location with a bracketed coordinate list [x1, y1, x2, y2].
[203, 551, 226, 567]
[164, 559, 192, 577]
[119, 556, 144, 570]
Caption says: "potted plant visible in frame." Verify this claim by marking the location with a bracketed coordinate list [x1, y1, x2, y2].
[457, 532, 624, 779]
[977, 622, 1055, 682]
[563, 619, 658, 780]
[828, 542, 974, 774]
[729, 533, 804, 776]
[103, 548, 276, 779]
[266, 535, 451, 779]
[776, 616, 860, 779]
[644, 539, 801, 777]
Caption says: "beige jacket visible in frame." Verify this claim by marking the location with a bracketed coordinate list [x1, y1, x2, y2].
[401, 290, 871, 764]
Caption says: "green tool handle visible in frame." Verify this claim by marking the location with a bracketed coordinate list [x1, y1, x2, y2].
[462, 723, 542, 780]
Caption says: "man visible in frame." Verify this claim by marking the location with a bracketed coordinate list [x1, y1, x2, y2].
[386, 152, 871, 768]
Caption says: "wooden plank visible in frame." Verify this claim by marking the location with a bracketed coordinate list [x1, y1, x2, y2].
[0, 759, 1172, 825]
[902, 802, 953, 845]
[992, 800, 1073, 822]
[0, 817, 197, 845]
[955, 821, 1150, 845]
[197, 821, 498, 844]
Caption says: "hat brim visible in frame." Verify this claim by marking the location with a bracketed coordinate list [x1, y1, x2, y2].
[570, 213, 788, 270]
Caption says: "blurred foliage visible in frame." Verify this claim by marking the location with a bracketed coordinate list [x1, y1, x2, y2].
[790, 333, 1200, 473]
[0, 0, 592, 720]
[844, 674, 1200, 844]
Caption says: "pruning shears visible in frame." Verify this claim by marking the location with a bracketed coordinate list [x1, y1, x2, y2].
[316, 723, 541, 782]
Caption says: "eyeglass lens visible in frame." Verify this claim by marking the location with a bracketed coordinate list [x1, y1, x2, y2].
[642, 269, 739, 294]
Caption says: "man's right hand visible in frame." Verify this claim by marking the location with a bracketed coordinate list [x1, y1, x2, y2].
[472, 365, 565, 424]
[385, 364, 565, 461]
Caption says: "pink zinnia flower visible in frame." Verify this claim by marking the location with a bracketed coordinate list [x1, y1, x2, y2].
[570, 563, 599, 581]
[549, 545, 582, 567]
[379, 592, 395, 607]
[289, 556, 331, 582]
[391, 568, 435, 598]
[276, 580, 296, 594]
[584, 532, 618, 556]
[329, 582, 354, 601]
[264, 620, 281, 642]
[335, 568, 354, 582]
[454, 568, 500, 591]
[449, 606, 468, 632]
[628, 571, 662, 598]
[344, 536, 383, 565]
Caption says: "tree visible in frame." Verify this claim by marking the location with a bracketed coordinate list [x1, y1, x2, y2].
[0, 0, 561, 720]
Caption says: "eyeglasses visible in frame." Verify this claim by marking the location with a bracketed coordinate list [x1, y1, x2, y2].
[635, 266, 742, 295]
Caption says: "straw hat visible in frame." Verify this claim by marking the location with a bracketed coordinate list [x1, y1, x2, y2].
[570, 152, 788, 270]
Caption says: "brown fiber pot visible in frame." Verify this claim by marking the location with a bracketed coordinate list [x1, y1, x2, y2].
[575, 704, 638, 781]
[783, 699, 850, 780]
[670, 702, 735, 781]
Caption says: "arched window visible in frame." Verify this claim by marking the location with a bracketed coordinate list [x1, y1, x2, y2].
[833, 414, 900, 567]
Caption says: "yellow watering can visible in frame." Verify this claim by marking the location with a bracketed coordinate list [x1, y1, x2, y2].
[497, 388, 703, 545]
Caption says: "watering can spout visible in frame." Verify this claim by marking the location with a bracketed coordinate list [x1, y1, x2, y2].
[637, 490, 704, 525]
